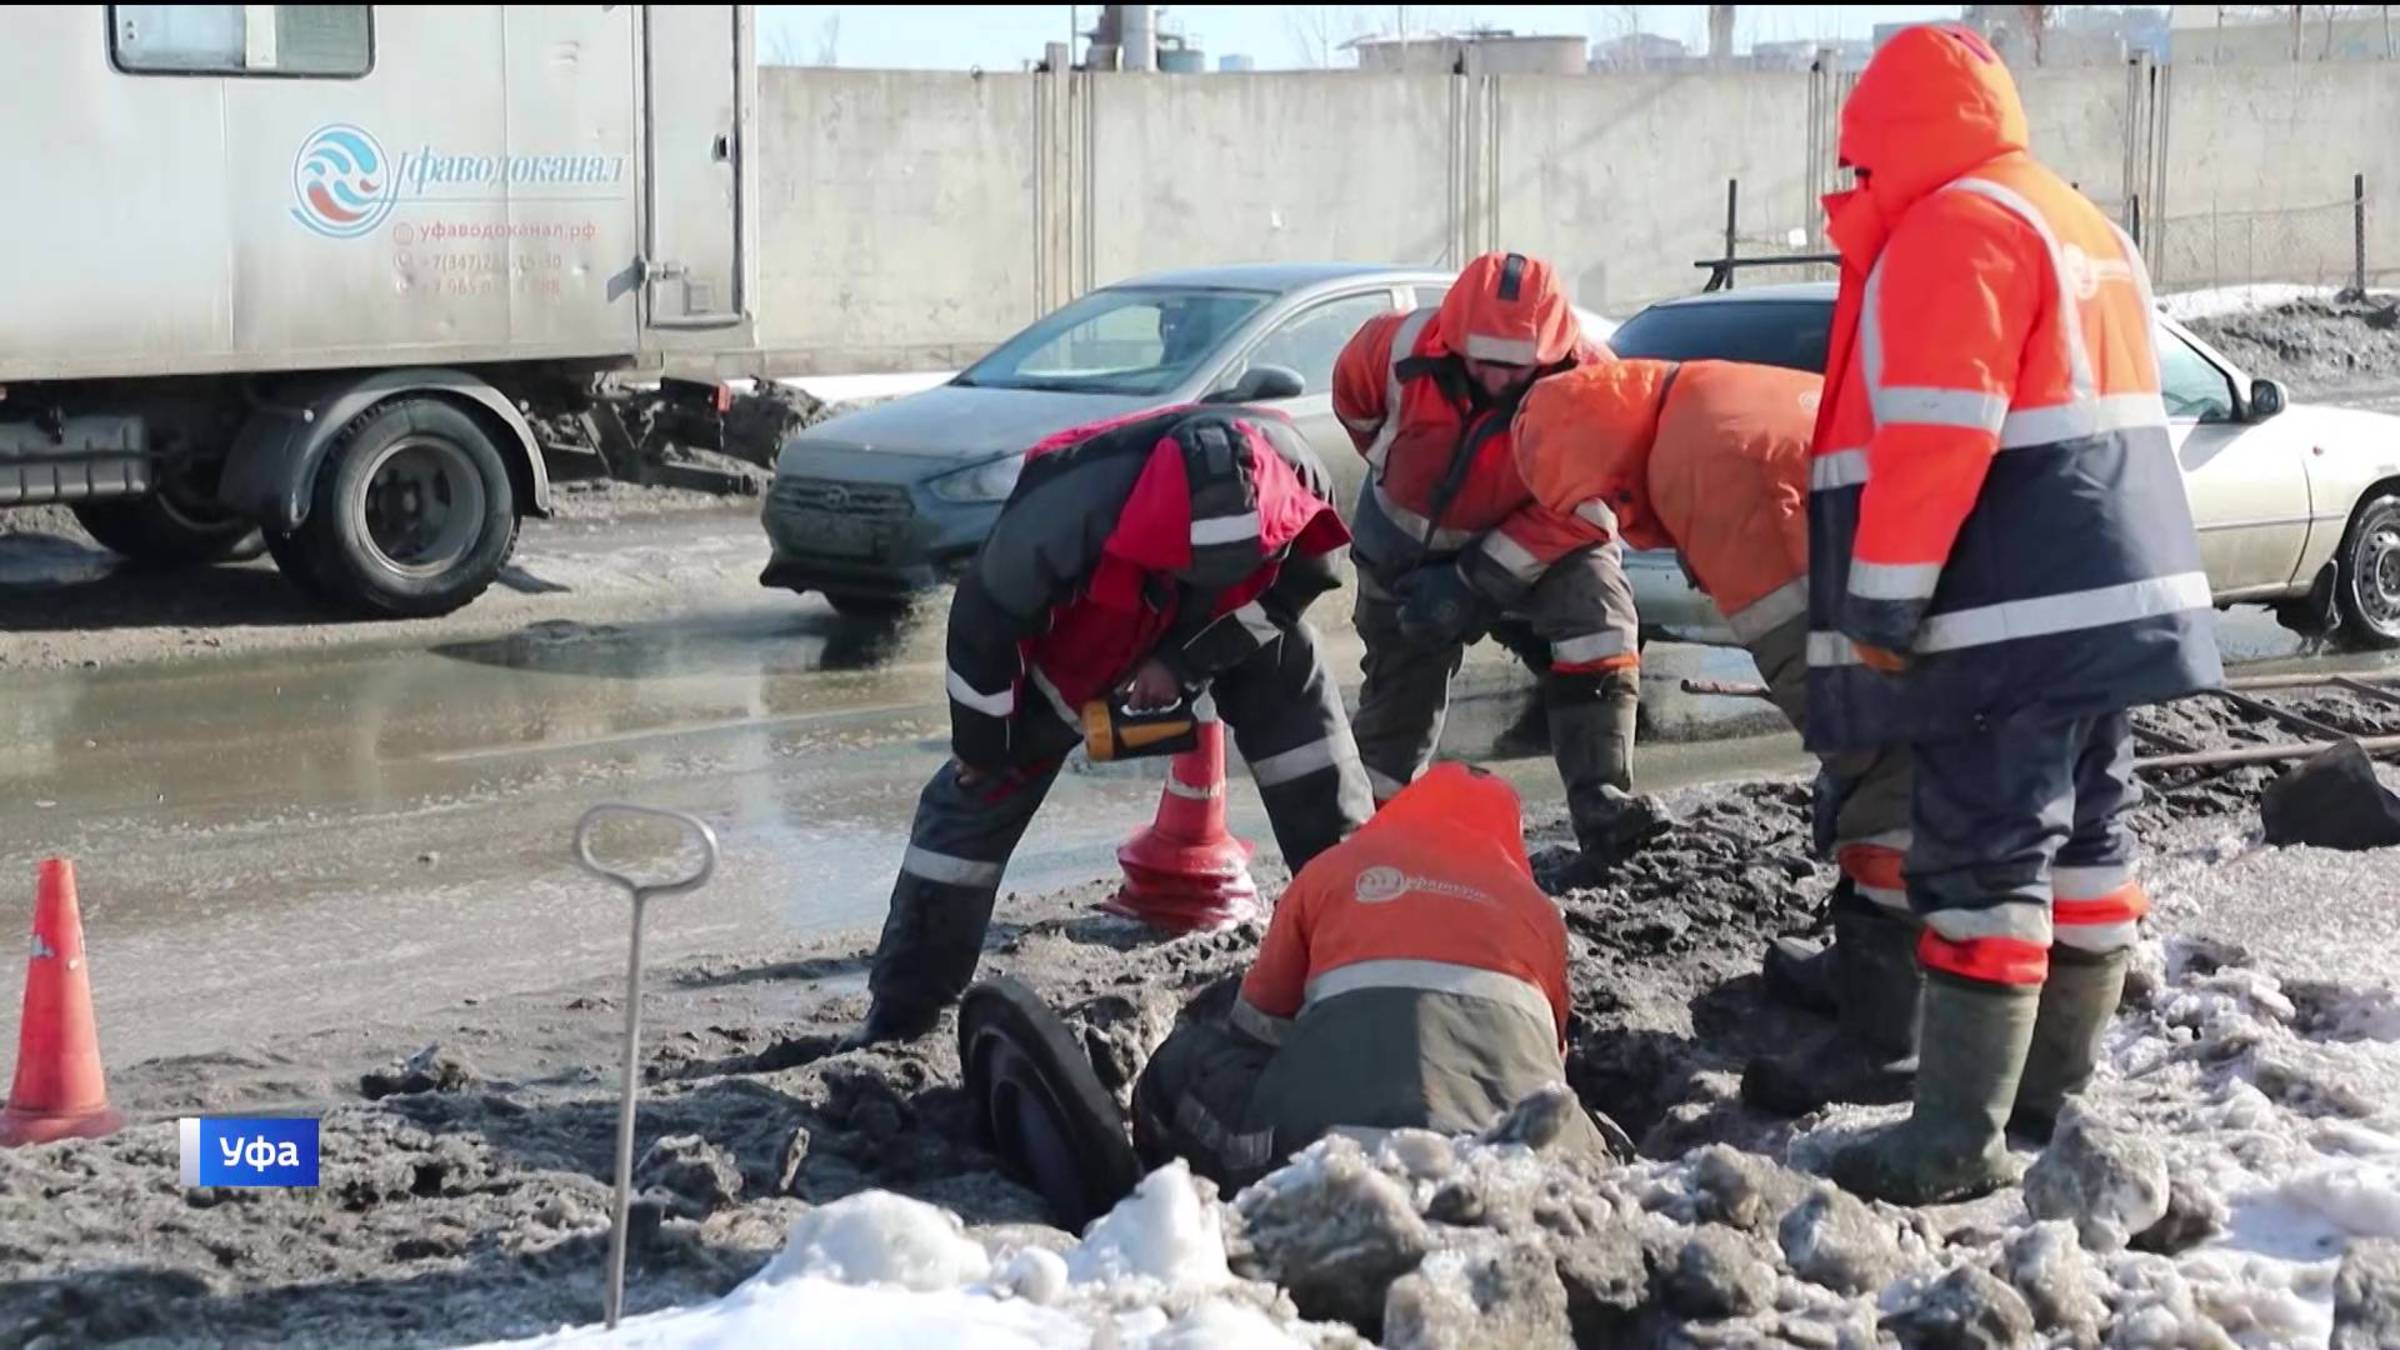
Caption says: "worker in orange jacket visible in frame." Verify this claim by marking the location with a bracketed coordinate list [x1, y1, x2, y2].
[1129, 762, 1615, 1188]
[1331, 252, 1643, 862]
[1514, 358, 1916, 1117]
[1807, 26, 2220, 1204]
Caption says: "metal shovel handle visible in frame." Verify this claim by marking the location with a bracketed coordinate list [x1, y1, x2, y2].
[574, 803, 719, 1330]
[573, 803, 720, 902]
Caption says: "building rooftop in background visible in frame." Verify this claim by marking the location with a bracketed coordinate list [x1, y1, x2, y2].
[1345, 28, 1587, 75]
[1588, 31, 1690, 70]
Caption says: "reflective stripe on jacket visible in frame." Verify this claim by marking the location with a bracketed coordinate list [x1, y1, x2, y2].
[943, 406, 1350, 768]
[1236, 763, 1570, 1051]
[1803, 24, 2220, 751]
[1330, 252, 1609, 605]
[1514, 357, 1818, 643]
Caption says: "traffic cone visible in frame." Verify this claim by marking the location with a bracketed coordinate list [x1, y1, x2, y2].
[1, 860, 125, 1148]
[1104, 717, 1262, 933]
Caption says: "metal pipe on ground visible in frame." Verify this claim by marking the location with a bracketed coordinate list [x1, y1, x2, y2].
[1678, 672, 2400, 700]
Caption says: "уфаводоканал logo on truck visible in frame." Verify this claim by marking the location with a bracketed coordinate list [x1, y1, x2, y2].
[290, 123, 629, 240]
[291, 124, 395, 239]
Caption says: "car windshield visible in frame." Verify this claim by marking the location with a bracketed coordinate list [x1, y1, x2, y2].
[1605, 299, 1832, 374]
[957, 286, 1272, 395]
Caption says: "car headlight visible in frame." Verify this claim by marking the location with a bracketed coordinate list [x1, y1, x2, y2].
[930, 455, 1024, 503]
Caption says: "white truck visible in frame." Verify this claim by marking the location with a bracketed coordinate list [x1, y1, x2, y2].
[1, 5, 759, 615]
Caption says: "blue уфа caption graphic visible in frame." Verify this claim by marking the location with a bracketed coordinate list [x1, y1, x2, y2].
[179, 1117, 321, 1187]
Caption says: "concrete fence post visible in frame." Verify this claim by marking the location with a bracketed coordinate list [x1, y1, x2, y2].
[1722, 178, 1739, 291]
[2355, 173, 2369, 299]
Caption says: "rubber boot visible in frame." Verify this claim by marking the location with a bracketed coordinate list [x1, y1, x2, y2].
[2007, 945, 2130, 1144]
[1829, 973, 2039, 1206]
[1550, 668, 1641, 861]
[1762, 937, 1837, 1014]
[1741, 901, 1922, 1116]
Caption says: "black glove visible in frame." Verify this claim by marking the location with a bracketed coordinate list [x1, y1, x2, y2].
[1395, 563, 1489, 647]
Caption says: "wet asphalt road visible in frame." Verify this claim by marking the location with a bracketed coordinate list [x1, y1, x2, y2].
[0, 565, 1806, 1065]
[0, 531, 2392, 1066]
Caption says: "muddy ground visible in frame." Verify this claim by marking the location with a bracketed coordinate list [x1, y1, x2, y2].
[7, 685, 2399, 1350]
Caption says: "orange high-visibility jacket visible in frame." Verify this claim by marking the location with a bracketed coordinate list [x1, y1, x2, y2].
[1235, 762, 1570, 1053]
[1331, 252, 1612, 612]
[1514, 359, 1820, 645]
[1805, 24, 2220, 751]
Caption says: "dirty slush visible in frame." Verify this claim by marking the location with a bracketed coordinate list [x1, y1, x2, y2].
[5, 681, 2396, 1350]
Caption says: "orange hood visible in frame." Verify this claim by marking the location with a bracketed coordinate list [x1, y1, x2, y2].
[1835, 25, 2028, 239]
[1436, 251, 1581, 368]
[1362, 763, 1531, 878]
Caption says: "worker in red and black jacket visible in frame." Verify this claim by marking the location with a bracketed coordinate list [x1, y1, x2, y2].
[854, 404, 1375, 1044]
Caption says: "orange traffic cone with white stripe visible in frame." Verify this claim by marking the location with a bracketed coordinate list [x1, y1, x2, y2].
[1104, 716, 1262, 933]
[1, 859, 126, 1147]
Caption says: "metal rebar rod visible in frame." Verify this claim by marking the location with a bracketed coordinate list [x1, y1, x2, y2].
[2137, 732, 2400, 772]
[2208, 687, 2358, 742]
[2335, 676, 2400, 708]
[1682, 671, 2400, 701]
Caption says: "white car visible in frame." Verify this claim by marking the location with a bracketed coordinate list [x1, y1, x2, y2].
[1605, 282, 2400, 651]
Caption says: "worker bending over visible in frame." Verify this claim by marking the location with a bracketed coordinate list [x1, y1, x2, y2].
[1513, 357, 1916, 1117]
[856, 405, 1374, 1045]
[1331, 251, 1644, 864]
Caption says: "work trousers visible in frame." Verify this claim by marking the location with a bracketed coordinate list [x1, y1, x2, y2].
[868, 620, 1373, 1019]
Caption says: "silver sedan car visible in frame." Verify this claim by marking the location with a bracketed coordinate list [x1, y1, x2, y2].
[762, 262, 1614, 616]
[1607, 282, 2400, 652]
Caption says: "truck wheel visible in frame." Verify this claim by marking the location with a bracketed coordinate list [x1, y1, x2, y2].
[294, 398, 518, 618]
[72, 494, 265, 567]
[2333, 492, 2400, 651]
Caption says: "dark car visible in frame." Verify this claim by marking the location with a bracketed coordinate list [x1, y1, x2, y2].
[761, 263, 1452, 616]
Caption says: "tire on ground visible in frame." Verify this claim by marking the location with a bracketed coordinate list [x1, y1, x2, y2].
[2334, 492, 2400, 652]
[72, 495, 265, 568]
[289, 397, 519, 619]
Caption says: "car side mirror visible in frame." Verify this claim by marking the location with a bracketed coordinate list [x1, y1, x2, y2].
[1203, 363, 1306, 404]
[2248, 378, 2288, 420]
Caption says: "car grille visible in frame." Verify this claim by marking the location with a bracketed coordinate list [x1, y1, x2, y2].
[773, 477, 914, 520]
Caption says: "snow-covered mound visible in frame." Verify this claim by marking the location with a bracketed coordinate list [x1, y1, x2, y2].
[461, 1162, 1358, 1350]
[464, 855, 2400, 1350]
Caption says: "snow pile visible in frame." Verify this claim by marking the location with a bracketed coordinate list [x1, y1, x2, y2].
[460, 1161, 1348, 1350]
[756, 1189, 992, 1291]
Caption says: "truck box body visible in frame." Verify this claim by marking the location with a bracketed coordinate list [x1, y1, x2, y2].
[1, 5, 756, 383]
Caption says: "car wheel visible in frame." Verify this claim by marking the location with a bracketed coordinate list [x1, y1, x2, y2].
[826, 592, 912, 620]
[2333, 492, 2400, 651]
[293, 398, 519, 619]
[72, 493, 265, 567]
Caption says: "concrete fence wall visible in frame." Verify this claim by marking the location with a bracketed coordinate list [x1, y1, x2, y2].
[750, 60, 2399, 375]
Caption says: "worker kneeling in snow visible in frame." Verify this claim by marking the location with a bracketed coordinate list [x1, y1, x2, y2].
[1512, 359, 1917, 1119]
[1128, 762, 1616, 1190]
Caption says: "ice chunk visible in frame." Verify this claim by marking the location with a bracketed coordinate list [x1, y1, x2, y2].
[1068, 1161, 1231, 1289]
[759, 1191, 994, 1291]
[1136, 1298, 1312, 1350]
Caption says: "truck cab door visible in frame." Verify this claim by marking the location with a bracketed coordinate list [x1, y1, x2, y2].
[641, 6, 755, 350]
